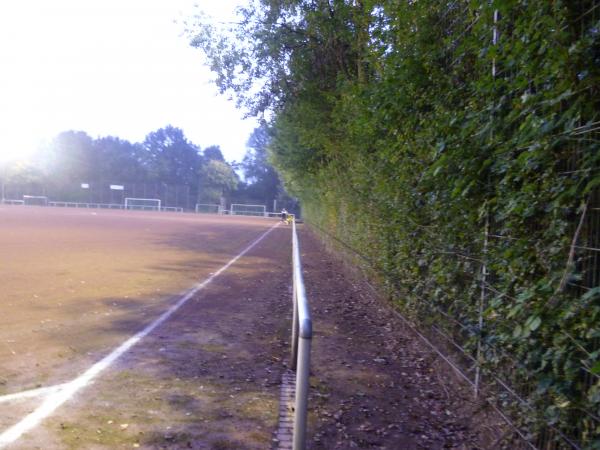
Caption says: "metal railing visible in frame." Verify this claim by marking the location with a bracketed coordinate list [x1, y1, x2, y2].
[2, 199, 292, 219]
[48, 201, 124, 209]
[1, 199, 24, 205]
[290, 218, 313, 450]
[2, 199, 186, 212]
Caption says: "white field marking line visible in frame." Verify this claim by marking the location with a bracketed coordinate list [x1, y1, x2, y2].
[0, 384, 69, 404]
[0, 222, 280, 448]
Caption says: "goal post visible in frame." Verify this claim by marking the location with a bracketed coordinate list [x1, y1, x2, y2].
[230, 203, 267, 217]
[23, 195, 48, 206]
[195, 203, 221, 214]
[124, 197, 161, 211]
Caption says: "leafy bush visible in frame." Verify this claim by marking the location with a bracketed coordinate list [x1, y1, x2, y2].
[192, 1, 600, 446]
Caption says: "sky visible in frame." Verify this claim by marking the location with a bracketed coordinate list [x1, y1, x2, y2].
[0, 0, 255, 164]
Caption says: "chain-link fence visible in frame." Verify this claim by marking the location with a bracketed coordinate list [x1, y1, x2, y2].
[0, 179, 302, 217]
[1, 180, 196, 211]
[304, 2, 599, 448]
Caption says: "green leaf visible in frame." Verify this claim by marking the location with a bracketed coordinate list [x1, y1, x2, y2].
[528, 316, 542, 331]
[507, 304, 522, 318]
[517, 290, 534, 302]
[513, 325, 523, 339]
[581, 287, 600, 302]
[583, 176, 600, 195]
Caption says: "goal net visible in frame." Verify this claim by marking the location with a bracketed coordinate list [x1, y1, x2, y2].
[23, 195, 48, 206]
[124, 197, 161, 211]
[161, 206, 184, 212]
[2, 199, 24, 205]
[195, 203, 221, 214]
[230, 203, 266, 217]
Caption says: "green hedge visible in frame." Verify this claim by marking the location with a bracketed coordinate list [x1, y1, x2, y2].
[273, 2, 599, 447]
[193, 1, 600, 446]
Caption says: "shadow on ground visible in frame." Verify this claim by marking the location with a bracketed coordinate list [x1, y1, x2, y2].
[10, 226, 294, 450]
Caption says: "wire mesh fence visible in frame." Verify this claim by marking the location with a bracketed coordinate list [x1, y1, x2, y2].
[1, 180, 197, 211]
[303, 2, 599, 448]
[0, 180, 297, 216]
[308, 185, 599, 449]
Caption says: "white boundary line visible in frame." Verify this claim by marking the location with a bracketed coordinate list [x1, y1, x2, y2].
[0, 384, 68, 404]
[0, 222, 280, 448]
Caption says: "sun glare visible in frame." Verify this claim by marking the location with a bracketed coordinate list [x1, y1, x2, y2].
[0, 0, 255, 167]
[0, 122, 42, 164]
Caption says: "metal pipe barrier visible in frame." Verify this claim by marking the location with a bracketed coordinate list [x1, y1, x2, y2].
[290, 218, 312, 450]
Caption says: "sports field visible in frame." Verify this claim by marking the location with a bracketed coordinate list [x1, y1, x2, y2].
[0, 205, 291, 448]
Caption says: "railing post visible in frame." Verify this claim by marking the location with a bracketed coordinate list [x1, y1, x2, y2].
[293, 336, 311, 450]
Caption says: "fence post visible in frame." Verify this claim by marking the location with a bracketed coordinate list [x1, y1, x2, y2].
[475, 8, 499, 398]
[475, 213, 489, 398]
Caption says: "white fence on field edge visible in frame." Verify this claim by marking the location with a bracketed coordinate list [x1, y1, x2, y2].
[265, 212, 291, 220]
[2, 199, 185, 212]
[216, 211, 287, 220]
[23, 195, 48, 206]
[195, 203, 221, 214]
[49, 202, 125, 209]
[197, 209, 288, 219]
[3, 197, 288, 218]
[1, 199, 25, 205]
[230, 203, 267, 217]
[124, 197, 161, 210]
[160, 206, 184, 213]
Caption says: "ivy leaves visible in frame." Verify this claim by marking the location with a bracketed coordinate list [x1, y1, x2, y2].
[191, 0, 600, 446]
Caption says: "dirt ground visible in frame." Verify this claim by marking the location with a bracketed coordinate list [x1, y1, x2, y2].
[1, 206, 501, 449]
[298, 230, 504, 449]
[7, 218, 293, 450]
[0, 206, 277, 398]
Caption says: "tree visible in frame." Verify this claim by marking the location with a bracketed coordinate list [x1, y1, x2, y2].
[40, 130, 98, 201]
[188, 0, 368, 116]
[190, 2, 600, 444]
[189, 0, 370, 187]
[45, 130, 95, 183]
[198, 159, 239, 203]
[142, 126, 202, 187]
[240, 125, 283, 204]
[0, 160, 46, 199]
[92, 136, 146, 182]
[203, 145, 225, 162]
